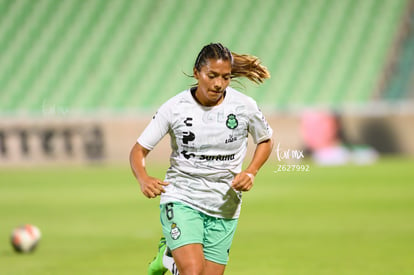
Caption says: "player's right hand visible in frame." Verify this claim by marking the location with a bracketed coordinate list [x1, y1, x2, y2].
[139, 176, 169, 198]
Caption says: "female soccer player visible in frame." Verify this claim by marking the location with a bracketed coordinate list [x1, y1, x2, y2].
[130, 43, 273, 275]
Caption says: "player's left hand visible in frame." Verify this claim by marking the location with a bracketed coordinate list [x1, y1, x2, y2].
[231, 171, 255, 191]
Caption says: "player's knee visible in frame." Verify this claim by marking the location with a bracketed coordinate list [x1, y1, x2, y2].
[177, 260, 204, 275]
[179, 266, 203, 275]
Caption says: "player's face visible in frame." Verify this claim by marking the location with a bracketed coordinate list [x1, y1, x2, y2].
[194, 58, 231, 106]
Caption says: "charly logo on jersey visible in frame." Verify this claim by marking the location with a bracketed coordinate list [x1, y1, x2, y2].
[170, 223, 181, 240]
[226, 114, 238, 129]
[184, 117, 193, 126]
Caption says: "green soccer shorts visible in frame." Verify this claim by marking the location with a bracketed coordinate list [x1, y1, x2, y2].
[160, 201, 238, 265]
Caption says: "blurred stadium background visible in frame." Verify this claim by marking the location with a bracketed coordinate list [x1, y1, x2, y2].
[1, 0, 414, 274]
[0, 0, 413, 164]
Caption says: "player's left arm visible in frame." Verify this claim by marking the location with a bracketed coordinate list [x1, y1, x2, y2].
[231, 138, 273, 191]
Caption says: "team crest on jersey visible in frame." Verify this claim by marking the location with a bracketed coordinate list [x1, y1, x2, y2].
[226, 114, 238, 129]
[170, 223, 181, 240]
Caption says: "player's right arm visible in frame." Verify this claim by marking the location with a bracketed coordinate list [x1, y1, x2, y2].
[130, 96, 175, 198]
[129, 142, 169, 199]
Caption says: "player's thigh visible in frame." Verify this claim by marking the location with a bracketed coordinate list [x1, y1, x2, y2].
[203, 260, 226, 275]
[203, 217, 238, 266]
[171, 243, 205, 274]
[160, 202, 204, 250]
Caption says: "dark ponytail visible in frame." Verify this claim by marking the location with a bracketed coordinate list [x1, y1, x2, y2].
[194, 43, 270, 84]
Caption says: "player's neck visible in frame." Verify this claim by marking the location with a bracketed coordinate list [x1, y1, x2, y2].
[191, 87, 226, 107]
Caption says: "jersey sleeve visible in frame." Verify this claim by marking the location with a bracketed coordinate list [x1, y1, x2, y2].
[137, 103, 171, 151]
[247, 100, 273, 144]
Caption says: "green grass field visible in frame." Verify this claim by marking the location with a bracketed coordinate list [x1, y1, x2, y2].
[1, 158, 414, 274]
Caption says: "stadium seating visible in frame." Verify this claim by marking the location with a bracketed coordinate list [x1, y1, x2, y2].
[383, 10, 414, 102]
[0, 0, 409, 115]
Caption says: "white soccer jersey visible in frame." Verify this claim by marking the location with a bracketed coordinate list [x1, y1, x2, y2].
[138, 87, 273, 219]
